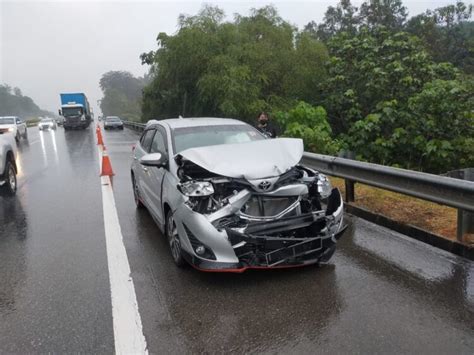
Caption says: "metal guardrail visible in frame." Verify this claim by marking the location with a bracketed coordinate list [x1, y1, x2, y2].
[123, 121, 146, 131]
[122, 120, 474, 242]
[303, 152, 474, 242]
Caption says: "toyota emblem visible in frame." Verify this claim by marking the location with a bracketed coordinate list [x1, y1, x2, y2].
[258, 180, 271, 191]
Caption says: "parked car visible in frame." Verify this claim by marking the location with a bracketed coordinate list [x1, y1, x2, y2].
[0, 133, 18, 195]
[131, 118, 346, 272]
[104, 116, 124, 130]
[0, 116, 28, 142]
[38, 118, 57, 130]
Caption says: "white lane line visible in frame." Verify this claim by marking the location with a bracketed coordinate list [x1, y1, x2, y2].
[98, 149, 148, 354]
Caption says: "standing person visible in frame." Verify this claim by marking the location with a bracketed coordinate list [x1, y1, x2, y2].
[255, 112, 278, 138]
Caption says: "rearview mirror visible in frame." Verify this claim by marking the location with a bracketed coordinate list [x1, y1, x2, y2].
[139, 153, 168, 168]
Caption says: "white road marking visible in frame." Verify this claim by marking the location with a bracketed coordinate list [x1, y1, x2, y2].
[98, 147, 148, 354]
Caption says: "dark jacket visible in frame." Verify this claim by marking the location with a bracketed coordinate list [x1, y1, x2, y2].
[256, 121, 279, 138]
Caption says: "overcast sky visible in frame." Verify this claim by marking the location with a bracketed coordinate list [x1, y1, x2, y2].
[1, 0, 451, 116]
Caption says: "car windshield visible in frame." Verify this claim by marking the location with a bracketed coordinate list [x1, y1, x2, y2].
[106, 117, 121, 122]
[0, 117, 15, 124]
[42, 119, 53, 122]
[172, 124, 265, 153]
[62, 107, 83, 117]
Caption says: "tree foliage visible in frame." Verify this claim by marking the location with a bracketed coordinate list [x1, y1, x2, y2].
[140, 1, 474, 173]
[99, 71, 147, 121]
[275, 102, 340, 155]
[141, 5, 328, 121]
[0, 84, 53, 119]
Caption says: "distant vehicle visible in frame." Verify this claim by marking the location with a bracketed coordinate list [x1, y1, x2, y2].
[104, 116, 124, 130]
[55, 116, 64, 126]
[130, 118, 346, 272]
[0, 116, 28, 142]
[38, 118, 57, 131]
[0, 133, 17, 195]
[58, 93, 92, 130]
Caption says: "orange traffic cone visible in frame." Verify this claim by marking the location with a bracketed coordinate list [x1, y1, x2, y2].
[97, 127, 104, 146]
[100, 148, 114, 176]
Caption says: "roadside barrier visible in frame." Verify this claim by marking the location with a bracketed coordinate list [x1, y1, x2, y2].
[100, 147, 114, 177]
[97, 126, 104, 146]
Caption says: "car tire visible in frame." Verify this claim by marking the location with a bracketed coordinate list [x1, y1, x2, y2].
[132, 174, 144, 209]
[166, 210, 186, 267]
[15, 132, 20, 142]
[1, 160, 17, 196]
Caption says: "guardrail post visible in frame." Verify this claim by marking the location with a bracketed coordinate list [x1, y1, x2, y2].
[447, 168, 474, 243]
[339, 150, 356, 203]
[345, 179, 355, 203]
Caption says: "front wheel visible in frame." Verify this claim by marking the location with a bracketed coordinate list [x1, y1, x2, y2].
[1, 160, 17, 196]
[132, 174, 144, 209]
[166, 210, 186, 267]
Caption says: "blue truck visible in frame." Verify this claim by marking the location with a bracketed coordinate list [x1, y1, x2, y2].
[59, 93, 92, 130]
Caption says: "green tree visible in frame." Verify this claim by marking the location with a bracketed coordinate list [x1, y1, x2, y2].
[322, 27, 458, 134]
[406, 1, 473, 73]
[274, 101, 339, 154]
[99, 71, 146, 121]
[310, 0, 360, 41]
[0, 84, 53, 119]
[359, 0, 408, 30]
[141, 5, 328, 121]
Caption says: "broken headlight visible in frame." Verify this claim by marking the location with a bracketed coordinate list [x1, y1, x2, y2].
[179, 181, 214, 197]
[317, 174, 332, 199]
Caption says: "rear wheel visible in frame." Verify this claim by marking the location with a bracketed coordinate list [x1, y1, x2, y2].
[1, 160, 17, 196]
[166, 210, 186, 267]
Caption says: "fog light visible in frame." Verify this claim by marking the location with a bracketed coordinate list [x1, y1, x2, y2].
[195, 245, 206, 255]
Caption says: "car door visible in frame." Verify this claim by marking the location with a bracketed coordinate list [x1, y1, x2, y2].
[133, 128, 156, 208]
[142, 126, 168, 225]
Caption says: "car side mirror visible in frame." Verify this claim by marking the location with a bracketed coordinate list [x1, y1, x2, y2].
[140, 153, 168, 168]
[58, 109, 62, 116]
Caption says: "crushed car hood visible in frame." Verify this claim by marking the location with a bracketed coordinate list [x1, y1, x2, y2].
[177, 138, 304, 179]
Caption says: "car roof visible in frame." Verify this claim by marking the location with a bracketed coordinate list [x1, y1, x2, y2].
[148, 117, 249, 129]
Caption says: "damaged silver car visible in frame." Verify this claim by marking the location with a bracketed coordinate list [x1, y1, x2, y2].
[131, 118, 346, 272]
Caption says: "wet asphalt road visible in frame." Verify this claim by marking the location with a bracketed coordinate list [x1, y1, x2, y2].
[0, 126, 473, 353]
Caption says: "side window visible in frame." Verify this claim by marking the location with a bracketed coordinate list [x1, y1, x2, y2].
[140, 129, 156, 152]
[16, 118, 21, 124]
[150, 131, 167, 154]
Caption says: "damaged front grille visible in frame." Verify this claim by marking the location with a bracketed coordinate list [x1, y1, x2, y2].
[239, 196, 300, 220]
[226, 213, 327, 267]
